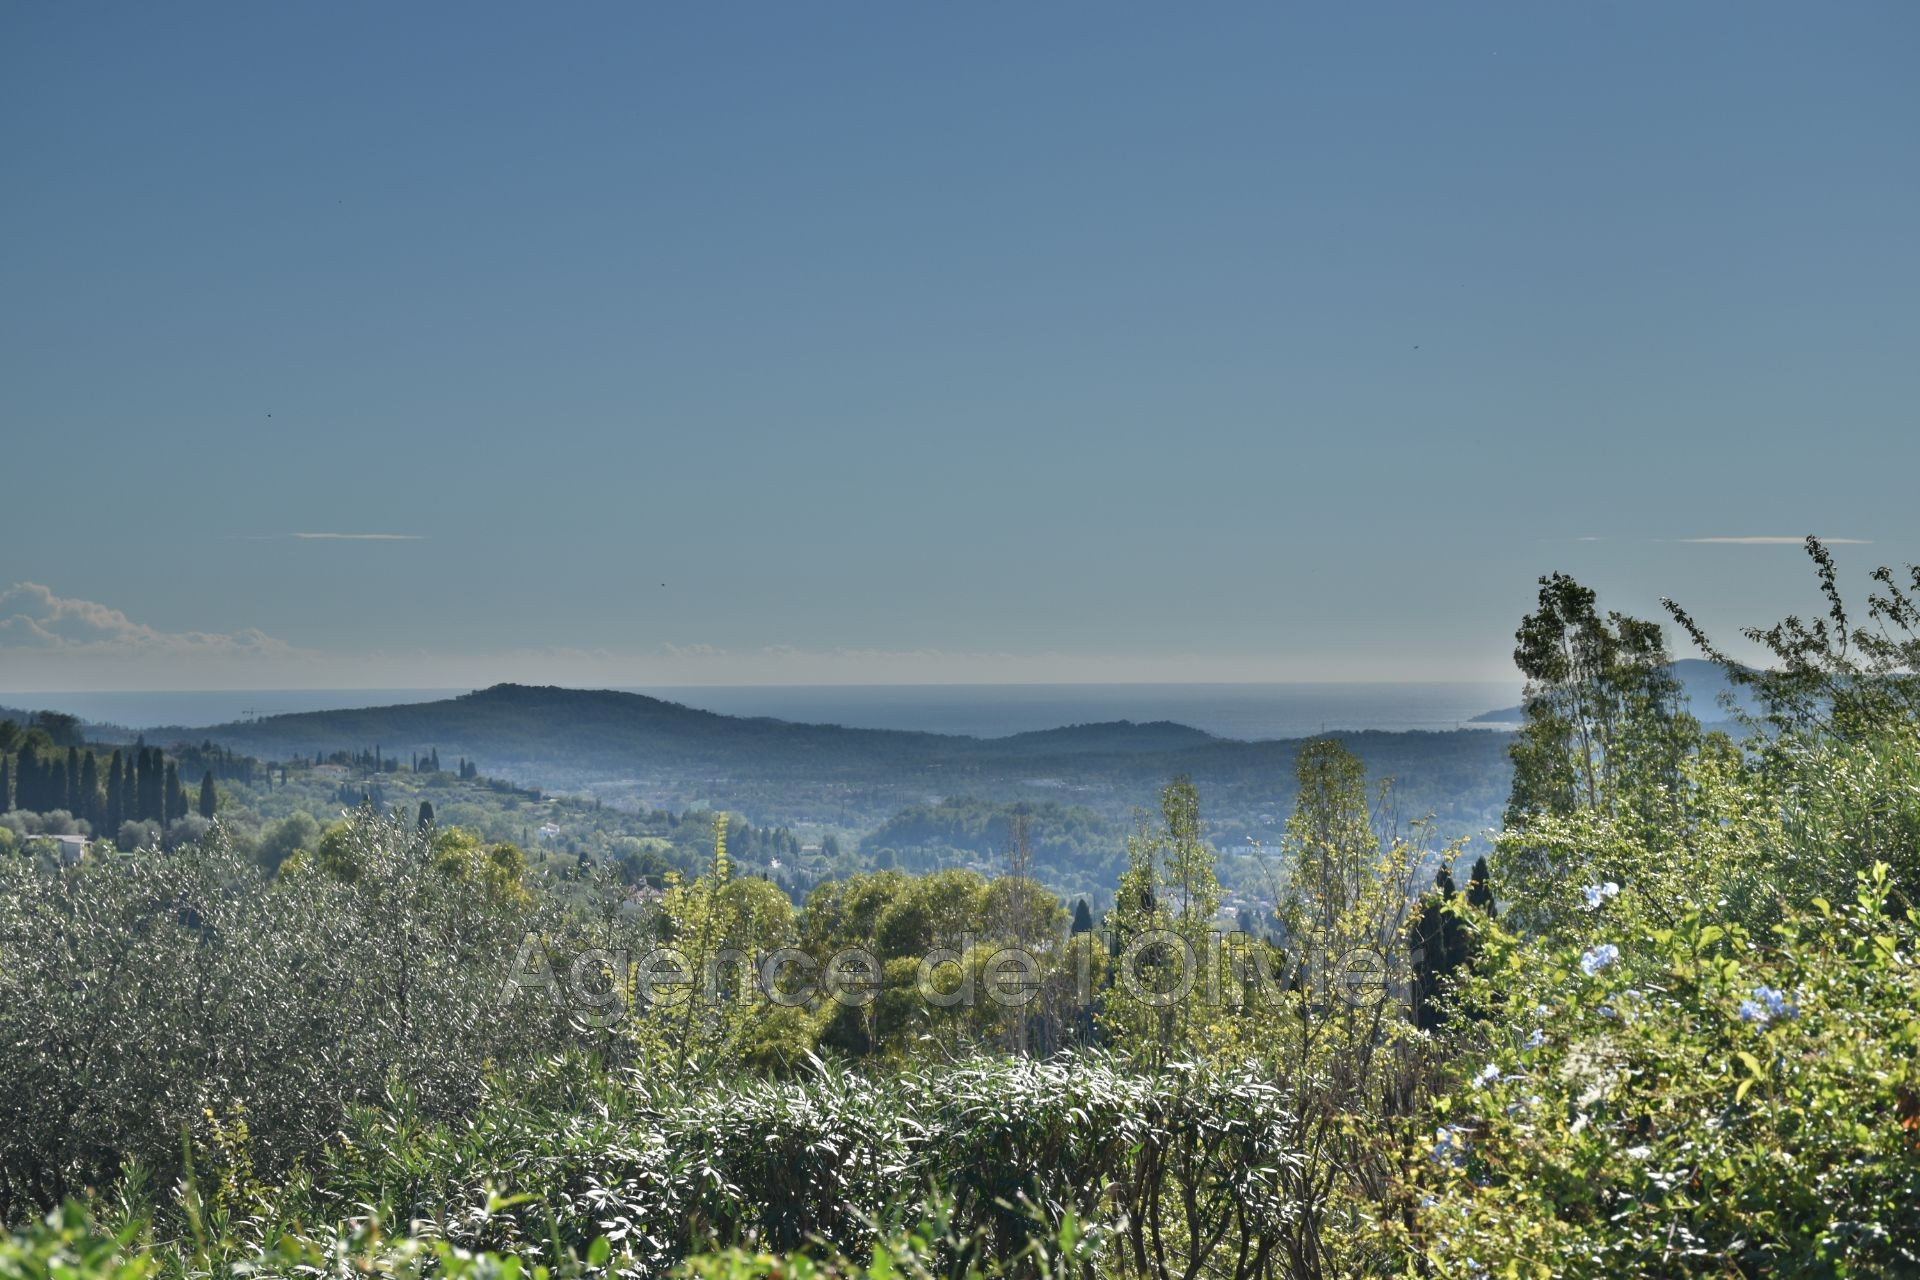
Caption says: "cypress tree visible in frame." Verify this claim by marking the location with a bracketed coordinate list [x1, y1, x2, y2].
[105, 749, 122, 829]
[417, 799, 435, 831]
[1410, 868, 1464, 1031]
[1071, 897, 1095, 935]
[198, 770, 218, 820]
[148, 750, 167, 822]
[47, 755, 69, 818]
[164, 760, 185, 825]
[79, 752, 100, 827]
[1465, 856, 1497, 918]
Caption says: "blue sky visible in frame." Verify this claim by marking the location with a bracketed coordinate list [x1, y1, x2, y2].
[2, 2, 1915, 690]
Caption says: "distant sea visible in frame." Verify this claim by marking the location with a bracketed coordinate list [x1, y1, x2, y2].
[0, 683, 1521, 743]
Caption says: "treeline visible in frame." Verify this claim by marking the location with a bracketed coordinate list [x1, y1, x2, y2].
[0, 725, 214, 831]
[311, 745, 477, 776]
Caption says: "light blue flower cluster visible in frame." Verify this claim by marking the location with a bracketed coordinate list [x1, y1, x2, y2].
[1432, 1125, 1469, 1167]
[1580, 942, 1620, 975]
[1582, 880, 1621, 910]
[1473, 1062, 1501, 1088]
[1738, 984, 1798, 1025]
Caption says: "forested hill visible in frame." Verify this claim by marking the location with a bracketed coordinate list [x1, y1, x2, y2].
[175, 684, 1216, 770]
[175, 683, 1513, 846]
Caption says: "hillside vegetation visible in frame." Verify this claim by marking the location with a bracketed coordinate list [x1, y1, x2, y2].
[172, 685, 1515, 854]
[4, 541, 1919, 1278]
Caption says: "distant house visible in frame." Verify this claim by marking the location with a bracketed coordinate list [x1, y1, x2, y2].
[34, 834, 91, 864]
[620, 884, 666, 915]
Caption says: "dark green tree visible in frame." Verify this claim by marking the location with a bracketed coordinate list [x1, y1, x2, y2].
[79, 752, 100, 826]
[1409, 867, 1468, 1031]
[164, 761, 186, 826]
[197, 770, 218, 820]
[104, 749, 123, 829]
[46, 755, 69, 817]
[1465, 856, 1496, 917]
[1071, 897, 1095, 935]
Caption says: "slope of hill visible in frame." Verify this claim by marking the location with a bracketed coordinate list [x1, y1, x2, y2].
[171, 684, 1513, 852]
[173, 685, 1218, 773]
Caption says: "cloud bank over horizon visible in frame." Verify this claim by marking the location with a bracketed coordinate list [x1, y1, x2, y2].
[0, 582, 301, 660]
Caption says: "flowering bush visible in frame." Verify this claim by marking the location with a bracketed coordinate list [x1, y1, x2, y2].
[1416, 864, 1920, 1277]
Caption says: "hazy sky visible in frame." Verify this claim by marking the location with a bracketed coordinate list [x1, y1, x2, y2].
[3, 2, 1915, 691]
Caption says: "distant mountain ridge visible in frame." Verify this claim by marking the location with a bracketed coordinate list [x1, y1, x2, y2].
[189, 683, 1218, 764]
[167, 682, 1516, 845]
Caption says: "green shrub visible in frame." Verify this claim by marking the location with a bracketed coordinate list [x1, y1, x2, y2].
[1418, 865, 1920, 1277]
[0, 815, 580, 1217]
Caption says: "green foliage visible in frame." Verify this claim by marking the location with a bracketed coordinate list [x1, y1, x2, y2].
[0, 813, 579, 1218]
[1419, 866, 1920, 1277]
[1103, 778, 1224, 1060]
[1276, 740, 1375, 938]
[12, 552, 1920, 1278]
[1667, 536, 1920, 740]
[0, 1203, 155, 1280]
[1500, 575, 1707, 936]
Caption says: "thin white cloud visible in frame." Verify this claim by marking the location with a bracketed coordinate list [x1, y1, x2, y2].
[1676, 536, 1872, 545]
[293, 532, 425, 541]
[0, 582, 299, 658]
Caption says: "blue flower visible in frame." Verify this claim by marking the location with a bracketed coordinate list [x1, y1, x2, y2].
[1473, 1062, 1500, 1088]
[1581, 881, 1621, 910]
[1432, 1126, 1468, 1166]
[1580, 943, 1620, 975]
[1737, 998, 1768, 1024]
[1524, 1027, 1546, 1050]
[1753, 985, 1797, 1020]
